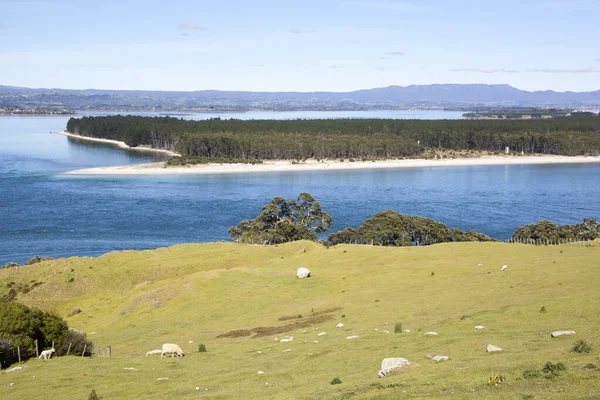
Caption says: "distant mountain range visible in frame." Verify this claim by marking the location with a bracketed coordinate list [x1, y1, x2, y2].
[1, 84, 599, 112]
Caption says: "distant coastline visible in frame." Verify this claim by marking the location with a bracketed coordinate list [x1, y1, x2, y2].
[58, 131, 180, 157]
[61, 154, 600, 176]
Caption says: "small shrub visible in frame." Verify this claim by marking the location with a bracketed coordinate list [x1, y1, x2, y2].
[394, 322, 402, 333]
[68, 277, 75, 283]
[431, 272, 435, 276]
[198, 344, 207, 353]
[522, 395, 534, 400]
[88, 389, 101, 400]
[330, 377, 342, 385]
[341, 314, 345, 318]
[541, 361, 566, 378]
[583, 363, 597, 370]
[487, 370, 506, 385]
[539, 306, 546, 313]
[460, 314, 472, 320]
[571, 340, 592, 354]
[522, 369, 541, 379]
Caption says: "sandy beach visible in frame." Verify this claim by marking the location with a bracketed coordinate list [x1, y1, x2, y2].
[58, 131, 180, 157]
[61, 154, 600, 175]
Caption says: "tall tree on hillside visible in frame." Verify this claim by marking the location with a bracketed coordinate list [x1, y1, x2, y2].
[229, 193, 332, 244]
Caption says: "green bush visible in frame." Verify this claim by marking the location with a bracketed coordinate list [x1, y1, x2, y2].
[88, 389, 101, 400]
[571, 340, 592, 354]
[394, 322, 402, 333]
[583, 363, 597, 370]
[522, 369, 541, 379]
[330, 377, 342, 385]
[542, 361, 566, 378]
[539, 306, 547, 313]
[198, 344, 207, 353]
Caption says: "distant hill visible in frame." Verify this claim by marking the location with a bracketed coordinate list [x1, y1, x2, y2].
[1, 84, 600, 111]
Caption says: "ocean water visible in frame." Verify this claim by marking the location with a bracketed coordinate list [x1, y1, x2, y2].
[1, 112, 599, 265]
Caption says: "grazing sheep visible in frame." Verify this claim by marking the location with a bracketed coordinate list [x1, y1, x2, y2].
[146, 349, 163, 356]
[161, 343, 184, 358]
[38, 348, 55, 359]
[501, 265, 508, 271]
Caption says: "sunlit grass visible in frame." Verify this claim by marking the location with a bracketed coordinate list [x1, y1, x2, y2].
[1, 241, 599, 399]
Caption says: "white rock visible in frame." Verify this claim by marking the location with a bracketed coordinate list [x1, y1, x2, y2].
[274, 338, 278, 341]
[317, 332, 327, 337]
[6, 366, 27, 373]
[431, 355, 449, 362]
[196, 387, 200, 391]
[477, 263, 483, 266]
[346, 335, 359, 340]
[403, 329, 411, 333]
[280, 338, 293, 343]
[282, 349, 291, 353]
[501, 265, 508, 271]
[123, 367, 137, 371]
[486, 344, 502, 353]
[146, 349, 162, 356]
[256, 351, 262, 354]
[474, 325, 485, 330]
[296, 267, 311, 279]
[336, 323, 344, 328]
[257, 371, 265, 374]
[156, 378, 169, 381]
[551, 330, 576, 338]
[188, 340, 193, 344]
[302, 330, 307, 333]
[378, 357, 411, 378]
[6, 383, 14, 386]
[374, 328, 379, 331]
[382, 330, 390, 334]
[313, 340, 319, 343]
[424, 332, 439, 336]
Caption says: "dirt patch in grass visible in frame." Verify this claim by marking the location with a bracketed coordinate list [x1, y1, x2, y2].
[218, 313, 338, 338]
[278, 314, 303, 321]
[309, 307, 343, 316]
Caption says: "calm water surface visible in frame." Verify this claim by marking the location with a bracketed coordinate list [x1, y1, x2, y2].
[1, 111, 599, 264]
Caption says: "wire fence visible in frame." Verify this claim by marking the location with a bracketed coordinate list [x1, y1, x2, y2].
[503, 237, 600, 246]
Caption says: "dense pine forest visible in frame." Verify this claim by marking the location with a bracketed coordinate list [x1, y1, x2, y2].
[66, 115, 600, 160]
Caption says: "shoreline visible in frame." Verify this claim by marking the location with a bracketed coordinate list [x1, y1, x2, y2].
[58, 131, 180, 157]
[61, 154, 600, 176]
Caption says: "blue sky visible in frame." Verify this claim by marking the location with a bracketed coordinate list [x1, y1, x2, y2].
[0, 0, 599, 92]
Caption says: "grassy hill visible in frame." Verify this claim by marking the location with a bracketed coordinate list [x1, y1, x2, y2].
[1, 241, 599, 399]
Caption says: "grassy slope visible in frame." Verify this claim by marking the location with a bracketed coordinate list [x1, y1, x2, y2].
[0, 241, 599, 399]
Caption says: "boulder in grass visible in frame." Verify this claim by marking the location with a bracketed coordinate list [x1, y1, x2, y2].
[378, 358, 411, 378]
[486, 344, 502, 353]
[474, 325, 485, 330]
[296, 268, 311, 279]
[551, 330, 576, 338]
[424, 332, 439, 336]
[429, 355, 449, 362]
[336, 323, 344, 328]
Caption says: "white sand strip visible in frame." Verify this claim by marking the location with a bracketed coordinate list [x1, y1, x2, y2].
[61, 155, 600, 176]
[58, 131, 180, 157]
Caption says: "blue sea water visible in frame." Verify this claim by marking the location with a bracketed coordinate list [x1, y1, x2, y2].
[1, 111, 599, 265]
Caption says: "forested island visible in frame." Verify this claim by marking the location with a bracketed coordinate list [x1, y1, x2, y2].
[66, 115, 600, 161]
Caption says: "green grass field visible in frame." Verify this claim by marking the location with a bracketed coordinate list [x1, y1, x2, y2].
[1, 241, 599, 399]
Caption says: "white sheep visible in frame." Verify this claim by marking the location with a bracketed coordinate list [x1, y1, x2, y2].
[501, 265, 508, 271]
[38, 348, 55, 359]
[161, 343, 184, 358]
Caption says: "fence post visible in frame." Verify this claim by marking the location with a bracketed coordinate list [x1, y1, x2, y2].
[17, 346, 21, 363]
[66, 342, 72, 356]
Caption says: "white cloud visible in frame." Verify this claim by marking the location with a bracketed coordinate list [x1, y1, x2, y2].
[384, 51, 405, 56]
[289, 28, 315, 34]
[329, 65, 339, 69]
[376, 66, 386, 70]
[178, 23, 206, 31]
[451, 67, 518, 74]
[527, 66, 600, 73]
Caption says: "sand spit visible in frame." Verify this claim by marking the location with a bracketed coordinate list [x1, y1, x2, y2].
[61, 154, 600, 176]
